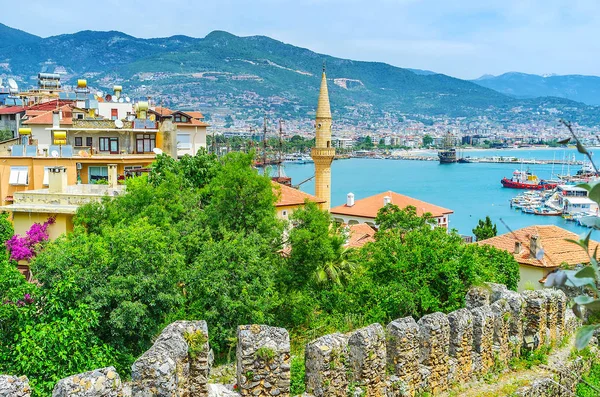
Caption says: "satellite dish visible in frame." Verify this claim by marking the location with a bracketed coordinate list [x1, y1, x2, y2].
[118, 98, 124, 103]
[105, 94, 112, 102]
[51, 150, 59, 158]
[0, 78, 3, 87]
[96, 91, 103, 98]
[114, 119, 124, 129]
[125, 97, 131, 103]
[153, 148, 163, 155]
[7, 78, 18, 90]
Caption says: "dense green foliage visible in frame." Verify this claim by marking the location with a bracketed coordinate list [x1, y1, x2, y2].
[0, 150, 521, 395]
[472, 216, 498, 241]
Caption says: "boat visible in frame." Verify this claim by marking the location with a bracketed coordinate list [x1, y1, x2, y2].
[578, 214, 600, 228]
[533, 208, 562, 216]
[501, 170, 557, 190]
[458, 156, 478, 163]
[438, 133, 457, 164]
[284, 153, 313, 164]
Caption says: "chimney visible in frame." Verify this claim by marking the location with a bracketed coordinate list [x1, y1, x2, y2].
[530, 235, 542, 259]
[347, 192, 355, 207]
[383, 195, 391, 206]
[52, 111, 60, 128]
[514, 241, 522, 254]
[48, 166, 67, 193]
[107, 164, 118, 188]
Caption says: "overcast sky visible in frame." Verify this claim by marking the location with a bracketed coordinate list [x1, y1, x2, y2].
[3, 0, 600, 79]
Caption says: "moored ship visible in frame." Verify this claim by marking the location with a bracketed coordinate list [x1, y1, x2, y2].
[501, 170, 557, 190]
[438, 133, 457, 164]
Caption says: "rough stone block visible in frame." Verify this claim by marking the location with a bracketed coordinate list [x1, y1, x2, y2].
[465, 286, 490, 309]
[131, 320, 209, 397]
[417, 313, 450, 394]
[523, 291, 548, 349]
[386, 317, 420, 395]
[347, 324, 386, 397]
[447, 309, 473, 384]
[236, 325, 290, 397]
[470, 305, 494, 375]
[0, 375, 30, 397]
[52, 367, 121, 397]
[491, 299, 511, 366]
[305, 333, 349, 397]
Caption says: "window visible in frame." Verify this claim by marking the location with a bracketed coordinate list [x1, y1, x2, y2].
[177, 133, 191, 149]
[181, 116, 188, 123]
[124, 165, 143, 177]
[99, 137, 110, 152]
[89, 166, 108, 182]
[111, 109, 118, 120]
[86, 137, 93, 147]
[76, 113, 84, 120]
[75, 137, 83, 146]
[282, 210, 288, 217]
[9, 114, 15, 121]
[174, 114, 181, 122]
[136, 134, 155, 153]
[43, 167, 51, 186]
[8, 166, 28, 185]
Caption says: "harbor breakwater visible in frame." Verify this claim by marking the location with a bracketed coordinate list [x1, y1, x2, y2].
[0, 284, 587, 397]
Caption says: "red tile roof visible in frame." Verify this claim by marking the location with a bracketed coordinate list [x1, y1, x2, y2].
[151, 107, 174, 116]
[175, 118, 210, 127]
[0, 106, 26, 115]
[273, 182, 325, 207]
[477, 225, 600, 269]
[330, 191, 453, 219]
[27, 99, 73, 111]
[346, 223, 376, 248]
[23, 105, 73, 125]
[186, 111, 205, 119]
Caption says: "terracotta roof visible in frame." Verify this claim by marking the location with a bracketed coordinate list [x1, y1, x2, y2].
[186, 111, 205, 119]
[330, 191, 453, 219]
[346, 223, 376, 248]
[273, 182, 325, 207]
[23, 105, 73, 125]
[27, 99, 73, 111]
[477, 225, 600, 269]
[25, 110, 47, 117]
[0, 106, 26, 115]
[175, 118, 210, 127]
[151, 107, 174, 116]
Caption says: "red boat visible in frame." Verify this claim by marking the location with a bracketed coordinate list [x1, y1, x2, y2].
[501, 170, 557, 190]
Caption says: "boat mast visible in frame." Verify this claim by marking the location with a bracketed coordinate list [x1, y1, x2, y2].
[278, 119, 284, 178]
[263, 115, 267, 166]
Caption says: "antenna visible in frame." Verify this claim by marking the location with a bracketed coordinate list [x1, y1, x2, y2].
[51, 150, 59, 158]
[153, 147, 163, 155]
[125, 97, 131, 103]
[105, 94, 112, 102]
[114, 119, 124, 129]
[322, 60, 326, 73]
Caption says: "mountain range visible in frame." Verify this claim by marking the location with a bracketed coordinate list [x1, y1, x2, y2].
[472, 72, 600, 106]
[0, 23, 598, 127]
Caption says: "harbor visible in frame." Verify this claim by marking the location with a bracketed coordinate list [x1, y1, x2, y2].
[282, 147, 600, 239]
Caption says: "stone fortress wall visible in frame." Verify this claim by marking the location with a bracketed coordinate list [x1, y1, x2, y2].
[0, 283, 586, 397]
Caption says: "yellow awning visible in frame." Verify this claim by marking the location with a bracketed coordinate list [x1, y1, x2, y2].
[54, 139, 67, 145]
[53, 131, 66, 140]
[18, 128, 31, 135]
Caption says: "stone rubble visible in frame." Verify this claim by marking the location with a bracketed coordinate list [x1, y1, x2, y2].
[0, 375, 30, 397]
[446, 309, 472, 384]
[385, 317, 420, 395]
[305, 333, 348, 397]
[417, 313, 450, 394]
[52, 367, 122, 397]
[347, 323, 387, 397]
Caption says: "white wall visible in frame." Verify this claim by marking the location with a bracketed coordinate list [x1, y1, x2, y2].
[97, 103, 133, 120]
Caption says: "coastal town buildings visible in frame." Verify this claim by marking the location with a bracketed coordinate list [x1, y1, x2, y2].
[477, 225, 600, 292]
[149, 107, 209, 157]
[273, 181, 324, 220]
[330, 191, 453, 229]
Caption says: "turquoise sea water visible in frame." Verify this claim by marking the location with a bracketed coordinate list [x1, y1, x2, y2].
[282, 148, 600, 239]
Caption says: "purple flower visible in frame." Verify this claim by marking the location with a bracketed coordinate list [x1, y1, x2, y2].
[23, 294, 33, 304]
[6, 217, 54, 262]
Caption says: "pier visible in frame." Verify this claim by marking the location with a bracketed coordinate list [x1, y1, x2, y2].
[373, 155, 584, 165]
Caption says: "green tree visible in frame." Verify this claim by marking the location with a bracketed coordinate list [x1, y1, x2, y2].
[472, 216, 497, 241]
[204, 152, 281, 239]
[287, 201, 357, 287]
[180, 231, 282, 355]
[375, 204, 435, 238]
[422, 134, 433, 147]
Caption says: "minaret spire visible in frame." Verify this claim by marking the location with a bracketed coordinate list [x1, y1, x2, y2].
[311, 62, 336, 210]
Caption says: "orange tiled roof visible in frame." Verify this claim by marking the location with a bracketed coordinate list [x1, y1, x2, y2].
[477, 225, 600, 269]
[330, 191, 453, 219]
[0, 106, 26, 115]
[346, 223, 376, 248]
[186, 111, 205, 119]
[152, 106, 174, 116]
[175, 118, 210, 127]
[273, 182, 325, 207]
[23, 105, 74, 125]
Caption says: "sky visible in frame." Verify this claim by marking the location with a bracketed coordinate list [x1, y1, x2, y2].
[3, 0, 600, 79]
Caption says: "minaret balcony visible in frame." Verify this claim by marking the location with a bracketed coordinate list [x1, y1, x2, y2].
[310, 147, 335, 158]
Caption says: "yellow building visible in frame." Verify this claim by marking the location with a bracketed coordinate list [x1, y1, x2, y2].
[310, 66, 336, 211]
[1, 165, 125, 239]
[149, 107, 209, 157]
